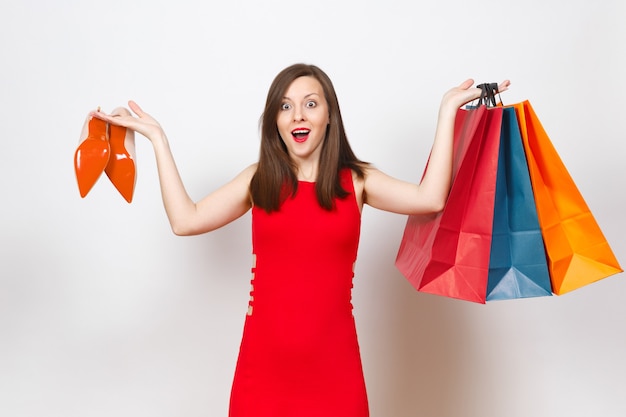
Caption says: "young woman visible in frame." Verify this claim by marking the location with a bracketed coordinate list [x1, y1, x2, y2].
[91, 63, 509, 417]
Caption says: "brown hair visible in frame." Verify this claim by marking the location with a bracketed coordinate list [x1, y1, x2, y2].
[250, 63, 367, 212]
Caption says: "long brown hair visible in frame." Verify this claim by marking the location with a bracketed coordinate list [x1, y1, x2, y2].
[250, 63, 367, 212]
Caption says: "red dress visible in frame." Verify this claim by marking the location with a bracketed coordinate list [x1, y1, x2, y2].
[229, 169, 369, 417]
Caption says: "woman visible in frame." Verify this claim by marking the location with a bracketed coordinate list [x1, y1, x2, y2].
[91, 63, 509, 417]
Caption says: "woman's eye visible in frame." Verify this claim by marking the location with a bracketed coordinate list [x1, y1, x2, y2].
[306, 101, 317, 108]
[281, 103, 292, 111]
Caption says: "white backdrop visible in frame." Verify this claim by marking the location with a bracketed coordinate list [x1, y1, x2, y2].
[1, 1, 625, 416]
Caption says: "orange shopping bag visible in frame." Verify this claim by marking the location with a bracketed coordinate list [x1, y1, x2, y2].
[514, 101, 622, 294]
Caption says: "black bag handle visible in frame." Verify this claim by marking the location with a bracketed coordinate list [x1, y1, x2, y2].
[475, 82, 501, 107]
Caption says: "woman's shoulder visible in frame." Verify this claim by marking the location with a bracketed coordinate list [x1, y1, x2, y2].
[347, 162, 375, 186]
[227, 163, 258, 191]
[243, 162, 258, 175]
[354, 164, 378, 182]
[238, 163, 258, 181]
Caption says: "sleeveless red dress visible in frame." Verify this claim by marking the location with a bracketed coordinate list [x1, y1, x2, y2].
[228, 169, 369, 417]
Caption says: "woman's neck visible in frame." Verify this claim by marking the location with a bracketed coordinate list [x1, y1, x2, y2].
[295, 161, 319, 182]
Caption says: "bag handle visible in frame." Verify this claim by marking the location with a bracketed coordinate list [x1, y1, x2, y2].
[475, 82, 502, 107]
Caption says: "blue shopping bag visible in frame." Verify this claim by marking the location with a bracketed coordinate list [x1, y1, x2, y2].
[486, 106, 552, 301]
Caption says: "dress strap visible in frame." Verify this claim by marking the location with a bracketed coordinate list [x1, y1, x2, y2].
[339, 168, 355, 193]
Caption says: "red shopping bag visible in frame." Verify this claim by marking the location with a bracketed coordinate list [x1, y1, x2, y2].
[396, 104, 503, 303]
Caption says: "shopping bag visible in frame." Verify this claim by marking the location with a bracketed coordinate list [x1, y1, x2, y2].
[395, 106, 485, 300]
[396, 104, 503, 303]
[514, 101, 622, 294]
[486, 107, 552, 301]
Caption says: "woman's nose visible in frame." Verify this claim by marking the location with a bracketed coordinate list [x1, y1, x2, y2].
[293, 108, 305, 121]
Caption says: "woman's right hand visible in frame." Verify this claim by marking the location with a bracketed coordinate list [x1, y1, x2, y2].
[91, 101, 165, 144]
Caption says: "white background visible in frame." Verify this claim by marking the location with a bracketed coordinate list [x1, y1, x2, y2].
[1, 1, 625, 416]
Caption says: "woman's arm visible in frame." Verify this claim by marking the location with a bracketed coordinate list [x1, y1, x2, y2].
[362, 79, 510, 215]
[92, 101, 255, 236]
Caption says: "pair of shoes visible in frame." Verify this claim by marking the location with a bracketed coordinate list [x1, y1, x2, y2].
[74, 115, 136, 203]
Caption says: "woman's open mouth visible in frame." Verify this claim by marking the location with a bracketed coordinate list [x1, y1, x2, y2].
[291, 128, 311, 143]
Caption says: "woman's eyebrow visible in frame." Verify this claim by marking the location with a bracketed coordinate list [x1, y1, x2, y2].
[282, 92, 321, 100]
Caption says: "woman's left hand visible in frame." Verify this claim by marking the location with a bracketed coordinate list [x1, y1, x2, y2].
[441, 79, 511, 111]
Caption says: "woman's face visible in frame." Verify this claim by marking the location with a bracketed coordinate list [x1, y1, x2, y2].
[276, 76, 330, 166]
